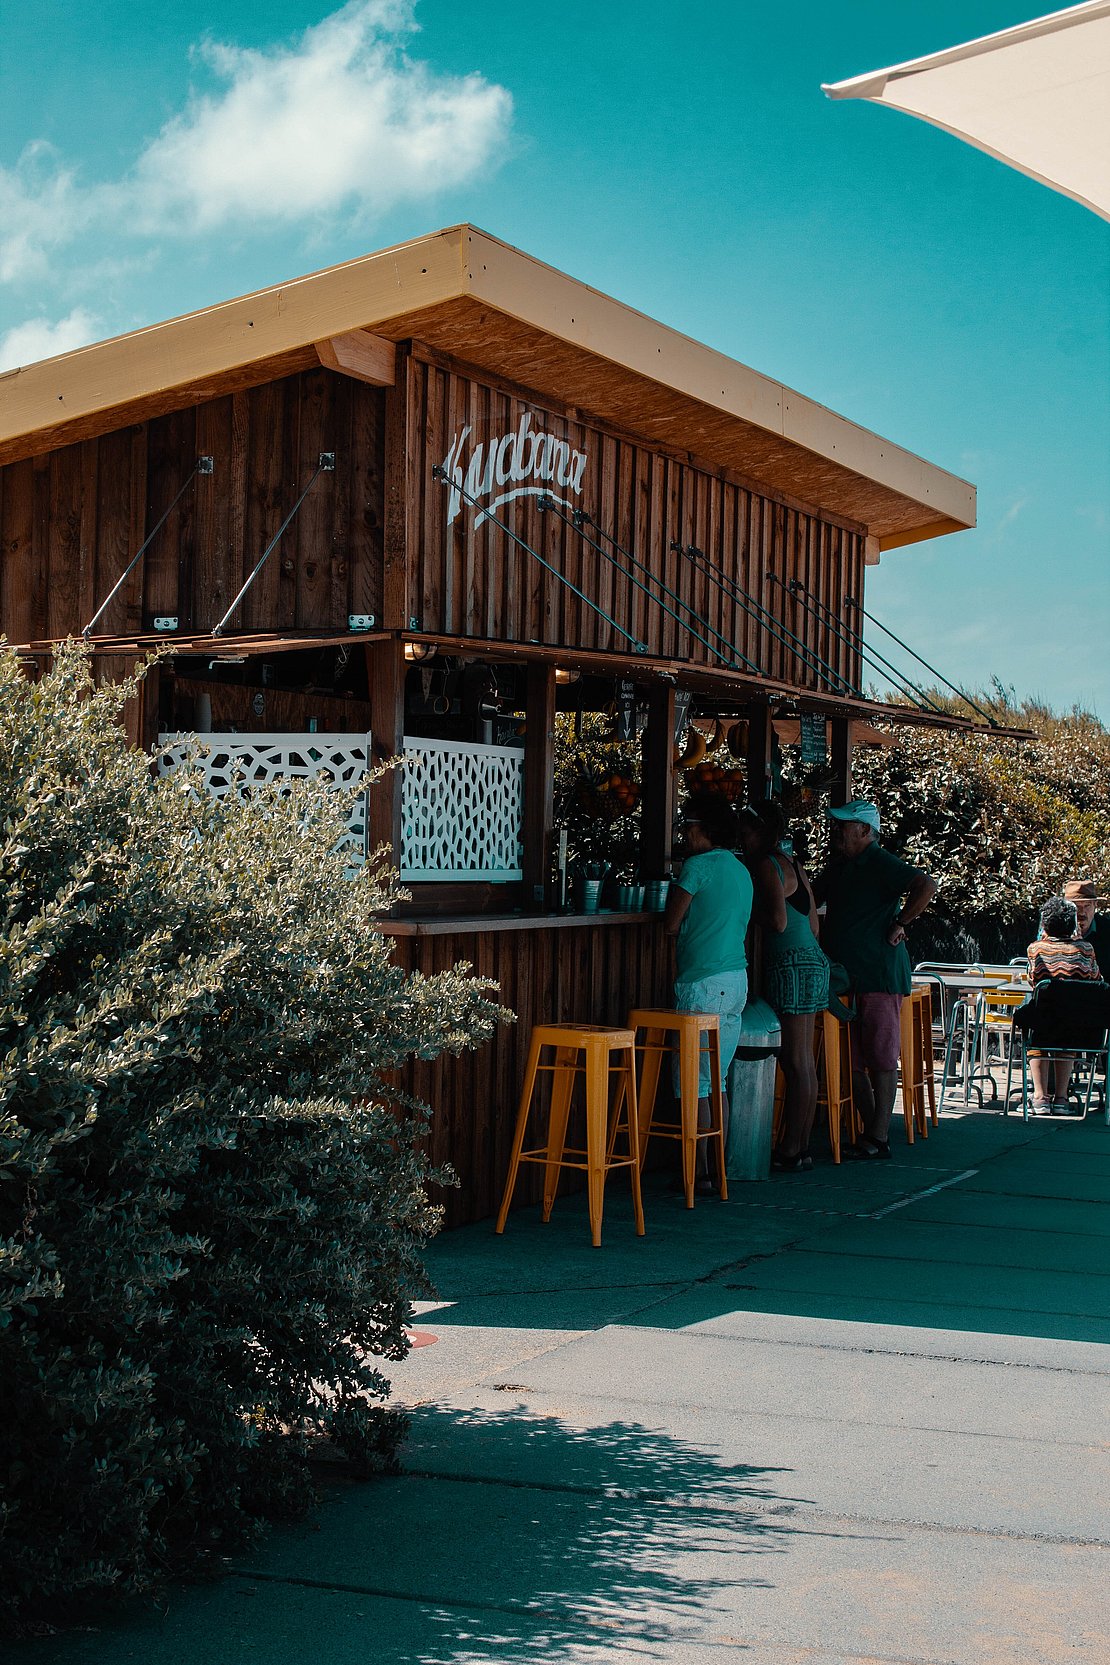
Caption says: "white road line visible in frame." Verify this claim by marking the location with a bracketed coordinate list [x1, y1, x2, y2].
[870, 1168, 979, 1218]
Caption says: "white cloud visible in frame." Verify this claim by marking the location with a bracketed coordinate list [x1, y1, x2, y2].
[994, 491, 1030, 534]
[0, 1, 512, 282]
[0, 143, 91, 284]
[0, 308, 99, 371]
[131, 0, 512, 233]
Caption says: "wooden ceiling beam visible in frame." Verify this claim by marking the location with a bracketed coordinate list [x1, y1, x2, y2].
[316, 329, 396, 387]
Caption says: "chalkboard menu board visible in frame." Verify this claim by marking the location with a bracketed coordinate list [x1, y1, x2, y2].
[799, 714, 828, 769]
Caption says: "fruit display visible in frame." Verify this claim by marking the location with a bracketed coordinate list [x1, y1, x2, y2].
[673, 727, 707, 768]
[573, 765, 640, 820]
[672, 717, 744, 800]
[599, 772, 640, 816]
[726, 720, 748, 758]
[686, 759, 745, 801]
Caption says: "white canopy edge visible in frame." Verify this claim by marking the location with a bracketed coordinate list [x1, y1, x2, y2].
[823, 2, 1110, 222]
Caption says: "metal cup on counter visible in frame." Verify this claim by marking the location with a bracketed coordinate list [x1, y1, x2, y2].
[644, 879, 671, 913]
[617, 883, 647, 911]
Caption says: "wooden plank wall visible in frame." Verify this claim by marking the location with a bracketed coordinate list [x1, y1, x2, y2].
[390, 919, 672, 1228]
[0, 368, 386, 643]
[2, 343, 864, 701]
[405, 351, 866, 692]
[162, 675, 374, 737]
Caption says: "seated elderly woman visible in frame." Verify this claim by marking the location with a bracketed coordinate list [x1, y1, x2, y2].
[1024, 894, 1101, 1114]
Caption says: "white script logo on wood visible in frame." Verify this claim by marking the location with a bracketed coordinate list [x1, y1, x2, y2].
[441, 411, 588, 527]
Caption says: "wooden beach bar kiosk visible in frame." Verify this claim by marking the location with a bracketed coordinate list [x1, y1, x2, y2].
[0, 225, 979, 1224]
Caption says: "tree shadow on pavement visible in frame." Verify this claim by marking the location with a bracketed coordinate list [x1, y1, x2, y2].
[25, 1404, 870, 1665]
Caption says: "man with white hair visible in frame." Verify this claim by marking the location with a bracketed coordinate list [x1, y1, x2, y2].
[816, 800, 937, 1159]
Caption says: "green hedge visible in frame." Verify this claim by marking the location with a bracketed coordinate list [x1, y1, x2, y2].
[851, 702, 1110, 962]
[0, 646, 504, 1627]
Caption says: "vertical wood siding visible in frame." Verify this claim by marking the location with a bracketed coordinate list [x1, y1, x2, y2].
[1, 347, 864, 692]
[407, 354, 865, 692]
[0, 369, 386, 642]
[390, 919, 673, 1228]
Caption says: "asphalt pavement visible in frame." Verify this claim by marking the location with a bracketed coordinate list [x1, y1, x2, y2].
[24, 1105, 1110, 1665]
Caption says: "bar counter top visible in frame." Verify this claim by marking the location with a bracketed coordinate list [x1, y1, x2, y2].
[377, 910, 664, 937]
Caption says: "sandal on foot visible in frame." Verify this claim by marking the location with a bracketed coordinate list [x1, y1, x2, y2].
[771, 1149, 807, 1173]
[848, 1138, 891, 1161]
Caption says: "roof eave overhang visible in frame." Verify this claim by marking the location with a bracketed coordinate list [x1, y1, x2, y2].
[13, 627, 1024, 738]
[0, 225, 975, 546]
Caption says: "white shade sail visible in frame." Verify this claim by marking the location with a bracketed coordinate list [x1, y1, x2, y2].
[823, 2, 1110, 221]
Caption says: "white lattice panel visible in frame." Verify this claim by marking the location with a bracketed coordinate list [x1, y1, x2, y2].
[401, 737, 523, 882]
[157, 732, 371, 862]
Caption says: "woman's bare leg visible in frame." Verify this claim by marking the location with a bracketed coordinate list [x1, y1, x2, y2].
[778, 1012, 818, 1158]
[1051, 1056, 1075, 1103]
[1030, 1058, 1052, 1102]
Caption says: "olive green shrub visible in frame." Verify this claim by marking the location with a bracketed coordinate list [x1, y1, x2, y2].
[0, 645, 503, 1626]
[850, 700, 1110, 960]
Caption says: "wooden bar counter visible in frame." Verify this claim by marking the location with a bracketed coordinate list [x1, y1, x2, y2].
[379, 910, 672, 1227]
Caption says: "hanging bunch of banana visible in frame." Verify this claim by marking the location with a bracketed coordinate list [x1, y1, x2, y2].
[673, 726, 707, 768]
[672, 716, 747, 800]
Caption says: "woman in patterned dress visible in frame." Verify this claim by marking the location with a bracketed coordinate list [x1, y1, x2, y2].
[739, 801, 830, 1171]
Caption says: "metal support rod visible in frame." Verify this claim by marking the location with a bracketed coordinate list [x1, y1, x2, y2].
[847, 597, 999, 726]
[430, 466, 647, 653]
[82, 456, 214, 637]
[797, 582, 943, 713]
[770, 575, 940, 712]
[211, 452, 334, 637]
[539, 498, 760, 674]
[679, 544, 854, 694]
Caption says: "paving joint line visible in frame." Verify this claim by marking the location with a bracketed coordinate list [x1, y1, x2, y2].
[650, 1329, 1110, 1375]
[401, 1465, 1110, 1527]
[800, 1240, 1110, 1276]
[237, 1472, 1110, 1553]
[428, 1277, 686, 1301]
[482, 1380, 1109, 1451]
[228, 1567, 666, 1627]
[716, 1281, 1110, 1327]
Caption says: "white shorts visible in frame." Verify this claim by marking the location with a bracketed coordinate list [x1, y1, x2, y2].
[672, 970, 749, 1097]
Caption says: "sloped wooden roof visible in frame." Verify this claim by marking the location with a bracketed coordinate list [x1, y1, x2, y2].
[0, 224, 974, 550]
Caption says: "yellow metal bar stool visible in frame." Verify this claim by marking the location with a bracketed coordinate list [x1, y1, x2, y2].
[625, 1008, 727, 1207]
[914, 984, 939, 1127]
[898, 990, 930, 1142]
[772, 1010, 858, 1164]
[816, 1009, 859, 1161]
[496, 1023, 644, 1247]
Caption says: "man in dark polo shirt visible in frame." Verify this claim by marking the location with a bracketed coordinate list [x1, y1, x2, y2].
[816, 800, 937, 1159]
[1064, 878, 1109, 978]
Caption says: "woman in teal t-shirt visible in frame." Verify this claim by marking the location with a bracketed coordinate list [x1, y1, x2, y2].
[665, 791, 753, 1191]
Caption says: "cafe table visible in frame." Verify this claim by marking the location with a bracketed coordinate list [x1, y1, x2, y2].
[912, 970, 1031, 1108]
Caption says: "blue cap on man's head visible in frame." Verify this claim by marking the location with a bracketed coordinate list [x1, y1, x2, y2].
[827, 799, 881, 833]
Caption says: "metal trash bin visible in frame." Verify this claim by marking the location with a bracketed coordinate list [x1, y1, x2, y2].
[726, 999, 782, 1181]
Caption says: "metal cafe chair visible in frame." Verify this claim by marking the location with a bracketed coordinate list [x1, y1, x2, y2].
[929, 961, 1031, 1108]
[1005, 980, 1110, 1122]
[937, 988, 982, 1106]
[979, 986, 1028, 1068]
[913, 962, 976, 1038]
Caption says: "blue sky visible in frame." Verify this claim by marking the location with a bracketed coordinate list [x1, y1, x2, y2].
[2, 1, 1107, 715]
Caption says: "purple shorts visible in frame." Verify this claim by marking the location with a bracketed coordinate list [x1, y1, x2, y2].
[851, 992, 903, 1073]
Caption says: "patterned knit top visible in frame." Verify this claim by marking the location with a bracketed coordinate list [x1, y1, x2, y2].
[1026, 936, 1100, 986]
